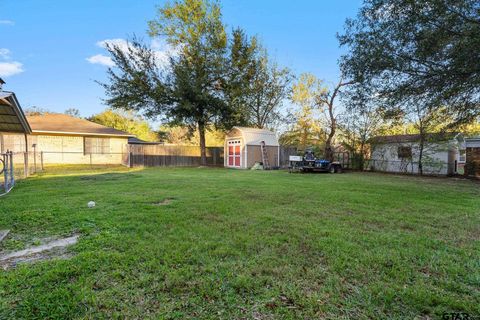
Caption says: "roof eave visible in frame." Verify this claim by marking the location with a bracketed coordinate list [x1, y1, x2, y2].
[31, 129, 135, 137]
[1, 92, 32, 134]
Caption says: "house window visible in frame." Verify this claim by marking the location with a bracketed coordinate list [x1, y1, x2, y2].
[84, 137, 110, 154]
[397, 146, 412, 159]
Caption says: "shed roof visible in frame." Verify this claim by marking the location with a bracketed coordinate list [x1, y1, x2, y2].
[27, 113, 134, 137]
[228, 126, 279, 146]
[0, 91, 31, 133]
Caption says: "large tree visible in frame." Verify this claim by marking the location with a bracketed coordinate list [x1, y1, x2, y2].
[64, 108, 81, 118]
[246, 57, 291, 129]
[315, 79, 352, 161]
[102, 0, 230, 165]
[291, 73, 350, 161]
[289, 74, 326, 153]
[279, 104, 325, 154]
[339, 0, 480, 127]
[225, 29, 291, 129]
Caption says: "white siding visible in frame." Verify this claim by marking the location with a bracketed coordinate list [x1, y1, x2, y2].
[233, 127, 279, 146]
[371, 141, 459, 175]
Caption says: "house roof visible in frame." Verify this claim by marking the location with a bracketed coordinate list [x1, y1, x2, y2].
[466, 136, 480, 142]
[370, 132, 461, 144]
[228, 126, 279, 146]
[0, 91, 32, 134]
[26, 113, 134, 137]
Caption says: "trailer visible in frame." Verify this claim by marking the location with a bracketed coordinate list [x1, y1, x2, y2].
[289, 150, 343, 173]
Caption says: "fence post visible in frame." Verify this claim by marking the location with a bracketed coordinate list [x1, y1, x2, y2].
[10, 152, 14, 188]
[40, 151, 44, 171]
[162, 145, 166, 167]
[33, 145, 37, 173]
[89, 153, 92, 167]
[24, 152, 28, 178]
[2, 152, 8, 191]
[129, 152, 133, 168]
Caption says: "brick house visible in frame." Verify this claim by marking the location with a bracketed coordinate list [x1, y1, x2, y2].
[0, 113, 134, 165]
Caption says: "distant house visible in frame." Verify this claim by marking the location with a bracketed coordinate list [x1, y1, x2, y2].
[224, 126, 279, 169]
[370, 133, 464, 175]
[1, 113, 134, 165]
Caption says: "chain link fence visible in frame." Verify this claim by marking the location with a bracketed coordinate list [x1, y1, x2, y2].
[349, 158, 456, 176]
[0, 152, 15, 195]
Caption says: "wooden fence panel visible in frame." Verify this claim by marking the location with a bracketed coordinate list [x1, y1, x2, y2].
[279, 146, 297, 168]
[127, 145, 224, 168]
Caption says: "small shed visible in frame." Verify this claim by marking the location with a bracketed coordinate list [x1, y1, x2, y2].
[224, 126, 279, 169]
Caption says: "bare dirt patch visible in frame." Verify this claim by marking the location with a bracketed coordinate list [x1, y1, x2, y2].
[0, 230, 10, 243]
[0, 235, 79, 269]
[152, 198, 175, 206]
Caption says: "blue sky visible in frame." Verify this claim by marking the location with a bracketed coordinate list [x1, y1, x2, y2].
[0, 0, 361, 120]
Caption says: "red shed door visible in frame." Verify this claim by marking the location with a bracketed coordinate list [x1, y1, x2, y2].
[227, 140, 241, 167]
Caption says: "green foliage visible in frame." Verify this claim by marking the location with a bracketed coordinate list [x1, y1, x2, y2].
[101, 0, 291, 163]
[288, 73, 349, 159]
[339, 0, 480, 126]
[159, 125, 225, 146]
[279, 104, 325, 154]
[102, 0, 231, 164]
[225, 29, 292, 129]
[0, 168, 479, 318]
[148, 0, 227, 52]
[64, 108, 81, 118]
[285, 74, 328, 153]
[89, 109, 157, 141]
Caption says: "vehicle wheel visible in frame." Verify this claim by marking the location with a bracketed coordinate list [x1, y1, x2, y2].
[329, 165, 336, 174]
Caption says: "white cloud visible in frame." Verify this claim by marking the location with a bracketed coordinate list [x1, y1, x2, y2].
[97, 38, 130, 51]
[87, 38, 178, 68]
[0, 61, 24, 77]
[0, 48, 11, 59]
[150, 38, 179, 66]
[86, 54, 115, 67]
[0, 48, 23, 77]
[0, 20, 14, 25]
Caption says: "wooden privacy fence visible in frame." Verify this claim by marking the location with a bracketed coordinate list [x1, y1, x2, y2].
[126, 145, 298, 168]
[278, 145, 297, 168]
[125, 145, 224, 168]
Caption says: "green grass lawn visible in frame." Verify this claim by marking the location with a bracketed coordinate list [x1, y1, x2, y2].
[0, 167, 479, 319]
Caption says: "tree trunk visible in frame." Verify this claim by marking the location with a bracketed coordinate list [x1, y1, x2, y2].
[324, 121, 335, 161]
[359, 141, 366, 170]
[418, 134, 424, 175]
[324, 102, 336, 161]
[198, 121, 207, 166]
